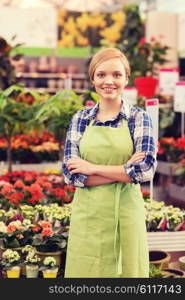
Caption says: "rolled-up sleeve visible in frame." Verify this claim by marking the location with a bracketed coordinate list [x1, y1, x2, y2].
[62, 111, 88, 187]
[124, 110, 157, 183]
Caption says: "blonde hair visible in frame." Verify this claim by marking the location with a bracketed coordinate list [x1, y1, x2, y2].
[88, 47, 130, 82]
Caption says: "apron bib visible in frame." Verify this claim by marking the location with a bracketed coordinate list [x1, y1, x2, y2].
[65, 118, 149, 278]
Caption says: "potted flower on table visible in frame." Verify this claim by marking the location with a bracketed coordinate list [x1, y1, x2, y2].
[0, 249, 22, 278]
[31, 221, 68, 268]
[40, 256, 58, 278]
[24, 250, 40, 278]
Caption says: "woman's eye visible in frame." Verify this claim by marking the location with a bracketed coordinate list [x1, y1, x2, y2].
[97, 73, 104, 78]
[114, 73, 122, 78]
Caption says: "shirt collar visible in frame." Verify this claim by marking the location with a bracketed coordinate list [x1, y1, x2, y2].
[84, 98, 130, 121]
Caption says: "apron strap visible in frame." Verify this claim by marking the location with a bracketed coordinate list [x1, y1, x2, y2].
[114, 183, 126, 276]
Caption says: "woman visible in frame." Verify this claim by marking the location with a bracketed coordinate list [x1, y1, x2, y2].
[62, 48, 157, 278]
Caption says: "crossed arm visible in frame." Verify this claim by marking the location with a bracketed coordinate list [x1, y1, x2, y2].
[66, 152, 145, 186]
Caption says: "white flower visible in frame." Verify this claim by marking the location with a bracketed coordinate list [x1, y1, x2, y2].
[22, 219, 31, 227]
[22, 245, 35, 254]
[26, 251, 40, 264]
[43, 257, 56, 267]
[2, 249, 20, 263]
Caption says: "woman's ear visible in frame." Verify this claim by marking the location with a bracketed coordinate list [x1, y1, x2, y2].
[91, 81, 94, 87]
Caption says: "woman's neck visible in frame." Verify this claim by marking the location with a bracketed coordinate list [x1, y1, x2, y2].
[98, 98, 122, 115]
[95, 98, 122, 122]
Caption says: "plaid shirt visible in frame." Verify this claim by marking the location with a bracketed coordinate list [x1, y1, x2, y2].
[62, 100, 157, 187]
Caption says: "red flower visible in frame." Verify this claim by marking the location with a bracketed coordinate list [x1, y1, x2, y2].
[64, 185, 75, 193]
[40, 227, 53, 237]
[139, 37, 146, 45]
[40, 221, 52, 229]
[32, 226, 41, 232]
[0, 184, 14, 195]
[9, 192, 25, 205]
[7, 224, 17, 233]
[14, 179, 25, 189]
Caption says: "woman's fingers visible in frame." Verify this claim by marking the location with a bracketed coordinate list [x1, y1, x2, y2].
[127, 152, 145, 164]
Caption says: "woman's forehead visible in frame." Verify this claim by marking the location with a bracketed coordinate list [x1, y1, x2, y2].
[94, 58, 126, 72]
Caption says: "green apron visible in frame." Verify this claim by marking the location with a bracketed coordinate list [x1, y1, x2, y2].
[64, 117, 149, 278]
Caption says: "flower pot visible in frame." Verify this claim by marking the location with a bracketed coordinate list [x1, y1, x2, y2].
[42, 268, 58, 278]
[149, 250, 171, 268]
[162, 268, 184, 277]
[178, 256, 185, 271]
[35, 250, 62, 267]
[134, 76, 158, 98]
[6, 266, 21, 278]
[26, 265, 39, 278]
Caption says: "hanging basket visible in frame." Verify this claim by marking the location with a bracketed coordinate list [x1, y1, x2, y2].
[134, 76, 158, 98]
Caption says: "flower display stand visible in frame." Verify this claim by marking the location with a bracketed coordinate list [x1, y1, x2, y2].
[0, 161, 61, 173]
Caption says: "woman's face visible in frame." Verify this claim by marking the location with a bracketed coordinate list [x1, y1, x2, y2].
[93, 58, 127, 102]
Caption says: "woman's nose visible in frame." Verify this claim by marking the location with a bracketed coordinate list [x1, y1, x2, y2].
[104, 76, 114, 84]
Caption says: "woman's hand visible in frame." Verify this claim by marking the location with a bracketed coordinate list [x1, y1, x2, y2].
[127, 152, 145, 164]
[67, 157, 96, 175]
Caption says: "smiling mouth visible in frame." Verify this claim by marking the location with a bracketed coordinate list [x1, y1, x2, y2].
[102, 87, 116, 92]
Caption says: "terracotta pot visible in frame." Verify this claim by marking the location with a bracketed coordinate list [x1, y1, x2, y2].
[35, 250, 62, 267]
[162, 268, 184, 277]
[149, 250, 171, 268]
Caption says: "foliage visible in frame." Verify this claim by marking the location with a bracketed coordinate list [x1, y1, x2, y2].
[33, 89, 84, 161]
[149, 263, 163, 278]
[81, 90, 100, 107]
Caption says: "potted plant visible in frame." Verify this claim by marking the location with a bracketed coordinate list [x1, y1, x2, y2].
[31, 221, 68, 267]
[133, 36, 169, 98]
[40, 256, 58, 278]
[0, 219, 33, 250]
[0, 85, 43, 171]
[0, 249, 22, 278]
[118, 4, 169, 96]
[24, 250, 40, 278]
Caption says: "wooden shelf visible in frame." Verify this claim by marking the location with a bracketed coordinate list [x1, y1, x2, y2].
[33, 87, 87, 94]
[147, 231, 185, 252]
[16, 72, 87, 79]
